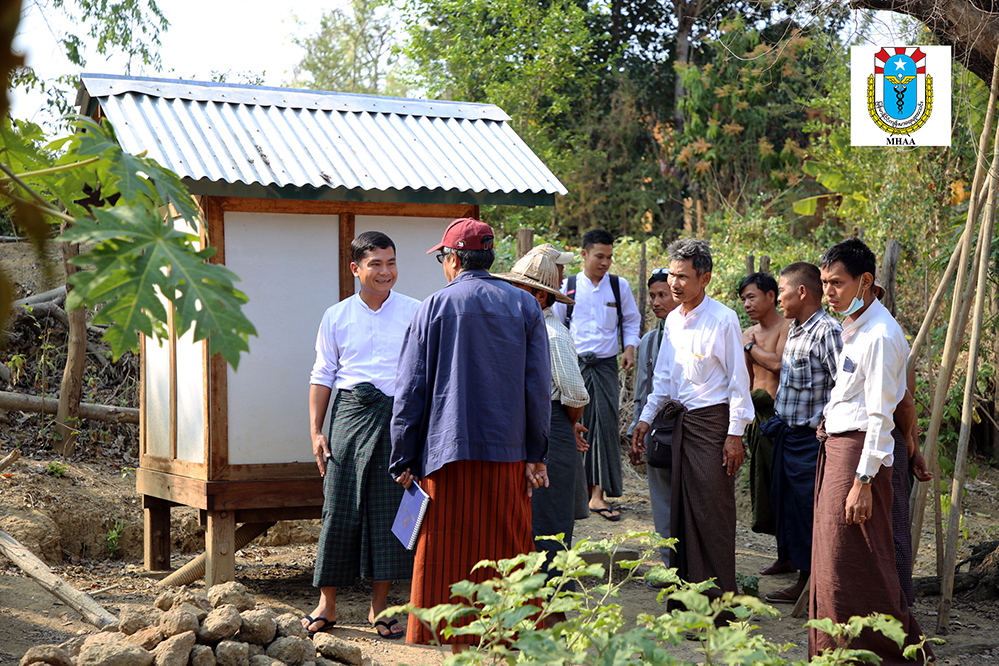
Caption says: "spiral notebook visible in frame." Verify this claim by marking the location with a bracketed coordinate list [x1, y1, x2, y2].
[391, 482, 430, 550]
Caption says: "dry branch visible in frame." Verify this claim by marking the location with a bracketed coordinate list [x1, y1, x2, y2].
[0, 529, 117, 628]
[0, 448, 18, 473]
[0, 390, 137, 423]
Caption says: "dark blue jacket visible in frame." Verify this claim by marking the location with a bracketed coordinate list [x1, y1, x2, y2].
[389, 270, 551, 479]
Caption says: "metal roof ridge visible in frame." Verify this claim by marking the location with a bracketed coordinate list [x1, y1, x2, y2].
[78, 73, 511, 121]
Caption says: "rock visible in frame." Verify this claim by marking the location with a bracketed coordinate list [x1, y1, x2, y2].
[100, 623, 120, 633]
[154, 590, 178, 612]
[235, 610, 276, 646]
[311, 634, 362, 666]
[19, 645, 73, 666]
[160, 608, 200, 637]
[59, 636, 86, 658]
[265, 637, 313, 666]
[126, 626, 166, 651]
[213, 641, 248, 666]
[121, 605, 165, 635]
[245, 646, 263, 659]
[207, 583, 254, 612]
[273, 614, 307, 639]
[247, 658, 281, 666]
[313, 658, 338, 666]
[152, 631, 197, 666]
[175, 603, 209, 623]
[172, 590, 212, 616]
[78, 633, 154, 666]
[197, 605, 242, 644]
[189, 645, 215, 666]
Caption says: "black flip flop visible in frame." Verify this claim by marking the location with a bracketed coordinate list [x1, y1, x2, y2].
[373, 618, 405, 640]
[304, 615, 336, 635]
[590, 507, 621, 522]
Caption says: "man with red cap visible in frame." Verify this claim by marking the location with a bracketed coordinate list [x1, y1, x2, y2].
[389, 218, 552, 652]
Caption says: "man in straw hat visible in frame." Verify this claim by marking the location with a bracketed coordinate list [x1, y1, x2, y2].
[390, 218, 551, 652]
[495, 248, 589, 611]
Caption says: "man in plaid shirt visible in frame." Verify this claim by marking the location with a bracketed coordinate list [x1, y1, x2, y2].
[755, 262, 842, 605]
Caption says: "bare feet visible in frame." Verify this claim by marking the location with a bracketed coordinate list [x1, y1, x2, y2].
[758, 559, 795, 576]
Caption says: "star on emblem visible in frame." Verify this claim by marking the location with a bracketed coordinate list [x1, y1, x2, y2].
[893, 57, 907, 72]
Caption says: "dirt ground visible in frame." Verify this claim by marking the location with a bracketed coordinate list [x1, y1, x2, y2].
[3, 452, 999, 665]
[1, 242, 999, 664]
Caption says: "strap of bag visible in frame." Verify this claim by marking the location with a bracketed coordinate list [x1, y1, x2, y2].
[609, 274, 624, 353]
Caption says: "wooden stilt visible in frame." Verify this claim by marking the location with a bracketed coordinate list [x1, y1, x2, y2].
[143, 495, 173, 572]
[205, 510, 236, 588]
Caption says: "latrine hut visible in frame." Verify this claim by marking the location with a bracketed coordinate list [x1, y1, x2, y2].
[75, 74, 567, 585]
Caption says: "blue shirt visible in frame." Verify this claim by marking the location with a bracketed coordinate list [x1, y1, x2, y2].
[389, 270, 552, 479]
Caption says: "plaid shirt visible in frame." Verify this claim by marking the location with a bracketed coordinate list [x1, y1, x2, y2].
[544, 308, 590, 408]
[775, 310, 843, 428]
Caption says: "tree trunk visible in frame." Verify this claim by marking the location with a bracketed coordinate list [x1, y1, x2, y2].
[0, 390, 138, 423]
[850, 0, 999, 86]
[672, 10, 694, 130]
[54, 235, 85, 456]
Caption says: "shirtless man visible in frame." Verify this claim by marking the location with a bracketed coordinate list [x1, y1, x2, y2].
[738, 272, 791, 575]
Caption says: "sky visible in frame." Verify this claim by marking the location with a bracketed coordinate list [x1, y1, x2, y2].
[11, 0, 336, 123]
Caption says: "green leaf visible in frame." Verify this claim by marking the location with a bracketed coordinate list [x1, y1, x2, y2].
[793, 195, 824, 215]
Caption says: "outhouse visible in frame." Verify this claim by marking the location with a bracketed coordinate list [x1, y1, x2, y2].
[75, 74, 567, 586]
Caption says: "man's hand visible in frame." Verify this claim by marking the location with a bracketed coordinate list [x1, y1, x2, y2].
[395, 468, 414, 490]
[910, 450, 933, 482]
[845, 479, 874, 525]
[722, 435, 744, 476]
[573, 422, 589, 452]
[312, 433, 331, 476]
[621, 346, 636, 370]
[525, 462, 549, 497]
[630, 422, 650, 465]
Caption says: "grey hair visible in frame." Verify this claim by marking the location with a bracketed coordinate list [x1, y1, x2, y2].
[667, 239, 713, 275]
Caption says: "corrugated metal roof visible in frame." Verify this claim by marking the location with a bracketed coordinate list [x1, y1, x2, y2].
[77, 73, 567, 206]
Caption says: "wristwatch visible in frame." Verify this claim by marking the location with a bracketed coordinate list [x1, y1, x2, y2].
[744, 341, 756, 353]
[856, 473, 873, 484]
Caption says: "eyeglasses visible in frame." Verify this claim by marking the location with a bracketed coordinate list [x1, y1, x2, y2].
[436, 251, 446, 264]
[651, 268, 669, 276]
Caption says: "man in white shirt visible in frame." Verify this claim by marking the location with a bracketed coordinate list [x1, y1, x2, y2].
[554, 228, 641, 521]
[303, 231, 420, 640]
[632, 238, 753, 601]
[810, 238, 931, 663]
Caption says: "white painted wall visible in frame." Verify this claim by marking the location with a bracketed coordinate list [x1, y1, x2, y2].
[355, 216, 452, 301]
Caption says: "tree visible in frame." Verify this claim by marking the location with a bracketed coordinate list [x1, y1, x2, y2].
[291, 0, 401, 95]
[2, 1, 255, 455]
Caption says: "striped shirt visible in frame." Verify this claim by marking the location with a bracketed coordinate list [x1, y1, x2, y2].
[775, 309, 843, 428]
[544, 308, 590, 408]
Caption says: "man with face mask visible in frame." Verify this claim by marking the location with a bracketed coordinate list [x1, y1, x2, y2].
[811, 238, 932, 664]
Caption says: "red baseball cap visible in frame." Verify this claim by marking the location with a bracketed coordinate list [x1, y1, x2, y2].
[426, 218, 495, 254]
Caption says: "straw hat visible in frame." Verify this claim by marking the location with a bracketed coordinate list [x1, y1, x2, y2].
[494, 251, 574, 305]
[532, 242, 574, 266]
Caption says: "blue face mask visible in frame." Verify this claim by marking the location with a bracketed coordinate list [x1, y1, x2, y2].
[835, 280, 867, 316]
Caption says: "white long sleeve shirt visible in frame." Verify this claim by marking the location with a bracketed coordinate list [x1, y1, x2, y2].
[823, 298, 907, 478]
[553, 273, 641, 358]
[639, 296, 754, 437]
[309, 290, 421, 397]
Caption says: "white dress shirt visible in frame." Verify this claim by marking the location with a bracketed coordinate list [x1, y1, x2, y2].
[639, 296, 754, 437]
[823, 298, 907, 478]
[553, 273, 641, 358]
[309, 290, 421, 397]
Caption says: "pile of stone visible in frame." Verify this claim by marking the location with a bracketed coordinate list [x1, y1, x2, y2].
[18, 583, 364, 666]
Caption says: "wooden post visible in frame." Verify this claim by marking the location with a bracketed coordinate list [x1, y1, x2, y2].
[938, 125, 999, 634]
[880, 240, 901, 316]
[992, 283, 999, 462]
[745, 254, 755, 276]
[144, 496, 173, 572]
[0, 529, 117, 628]
[638, 241, 647, 336]
[910, 43, 999, 555]
[515, 228, 534, 261]
[759, 255, 771, 274]
[205, 510, 236, 588]
[339, 212, 355, 301]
